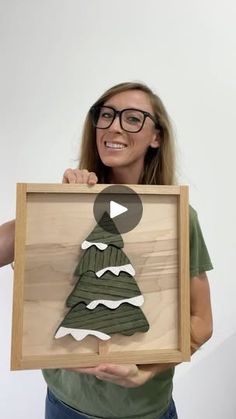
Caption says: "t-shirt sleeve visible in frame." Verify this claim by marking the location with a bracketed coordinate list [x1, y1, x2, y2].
[189, 205, 213, 278]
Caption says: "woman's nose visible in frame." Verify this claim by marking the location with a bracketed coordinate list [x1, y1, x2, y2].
[108, 114, 123, 132]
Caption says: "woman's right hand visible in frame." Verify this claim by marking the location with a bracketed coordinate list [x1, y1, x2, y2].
[0, 220, 15, 267]
[62, 169, 98, 185]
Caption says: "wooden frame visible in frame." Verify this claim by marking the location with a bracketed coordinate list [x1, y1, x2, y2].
[11, 183, 190, 370]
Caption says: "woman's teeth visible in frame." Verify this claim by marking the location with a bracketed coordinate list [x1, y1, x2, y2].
[105, 142, 126, 149]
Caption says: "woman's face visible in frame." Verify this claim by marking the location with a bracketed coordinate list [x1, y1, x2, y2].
[96, 90, 160, 178]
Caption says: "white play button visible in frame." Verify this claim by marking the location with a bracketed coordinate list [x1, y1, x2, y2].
[110, 200, 128, 219]
[94, 185, 143, 234]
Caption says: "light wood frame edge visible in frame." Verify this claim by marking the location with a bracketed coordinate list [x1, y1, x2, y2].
[11, 184, 27, 370]
[25, 183, 182, 195]
[21, 350, 184, 369]
[178, 186, 191, 360]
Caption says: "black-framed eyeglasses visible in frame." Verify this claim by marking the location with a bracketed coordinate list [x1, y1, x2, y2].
[90, 105, 159, 133]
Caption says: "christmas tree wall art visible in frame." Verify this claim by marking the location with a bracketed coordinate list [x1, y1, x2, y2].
[55, 212, 149, 341]
[11, 184, 190, 370]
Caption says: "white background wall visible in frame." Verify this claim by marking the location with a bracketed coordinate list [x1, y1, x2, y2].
[0, 1, 235, 418]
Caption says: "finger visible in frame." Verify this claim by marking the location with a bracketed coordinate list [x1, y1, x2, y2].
[95, 368, 121, 379]
[97, 364, 138, 378]
[66, 367, 99, 375]
[62, 169, 77, 184]
[95, 372, 124, 382]
[73, 169, 90, 184]
[73, 169, 84, 184]
[80, 169, 90, 183]
[95, 376, 118, 383]
[82, 169, 89, 183]
[87, 172, 98, 185]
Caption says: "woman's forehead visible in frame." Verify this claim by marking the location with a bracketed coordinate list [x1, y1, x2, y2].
[104, 89, 153, 111]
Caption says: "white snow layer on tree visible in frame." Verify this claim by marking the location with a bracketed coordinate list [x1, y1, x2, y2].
[55, 327, 111, 341]
[96, 263, 135, 277]
[81, 240, 108, 250]
[86, 295, 144, 310]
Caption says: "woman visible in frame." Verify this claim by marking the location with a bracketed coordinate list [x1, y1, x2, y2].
[0, 82, 213, 419]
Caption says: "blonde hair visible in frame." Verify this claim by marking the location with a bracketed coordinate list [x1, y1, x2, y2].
[79, 82, 176, 185]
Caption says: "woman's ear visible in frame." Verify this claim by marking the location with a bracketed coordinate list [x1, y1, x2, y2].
[150, 131, 161, 149]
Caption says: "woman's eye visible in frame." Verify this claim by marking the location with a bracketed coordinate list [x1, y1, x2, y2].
[128, 116, 140, 122]
[125, 115, 142, 125]
[123, 110, 143, 125]
[101, 112, 113, 119]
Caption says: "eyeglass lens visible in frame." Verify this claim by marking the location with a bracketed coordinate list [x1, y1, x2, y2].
[93, 106, 145, 133]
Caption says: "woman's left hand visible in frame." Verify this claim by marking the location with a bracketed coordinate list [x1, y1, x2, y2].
[67, 363, 156, 387]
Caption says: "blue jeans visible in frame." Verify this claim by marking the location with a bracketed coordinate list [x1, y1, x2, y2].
[45, 388, 178, 419]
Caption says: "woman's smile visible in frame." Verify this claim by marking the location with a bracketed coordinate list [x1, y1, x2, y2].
[105, 141, 127, 150]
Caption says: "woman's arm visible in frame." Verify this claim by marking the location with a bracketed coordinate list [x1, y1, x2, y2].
[0, 220, 15, 267]
[190, 271, 213, 350]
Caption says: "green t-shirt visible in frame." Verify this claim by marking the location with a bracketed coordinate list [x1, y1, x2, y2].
[42, 206, 213, 419]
